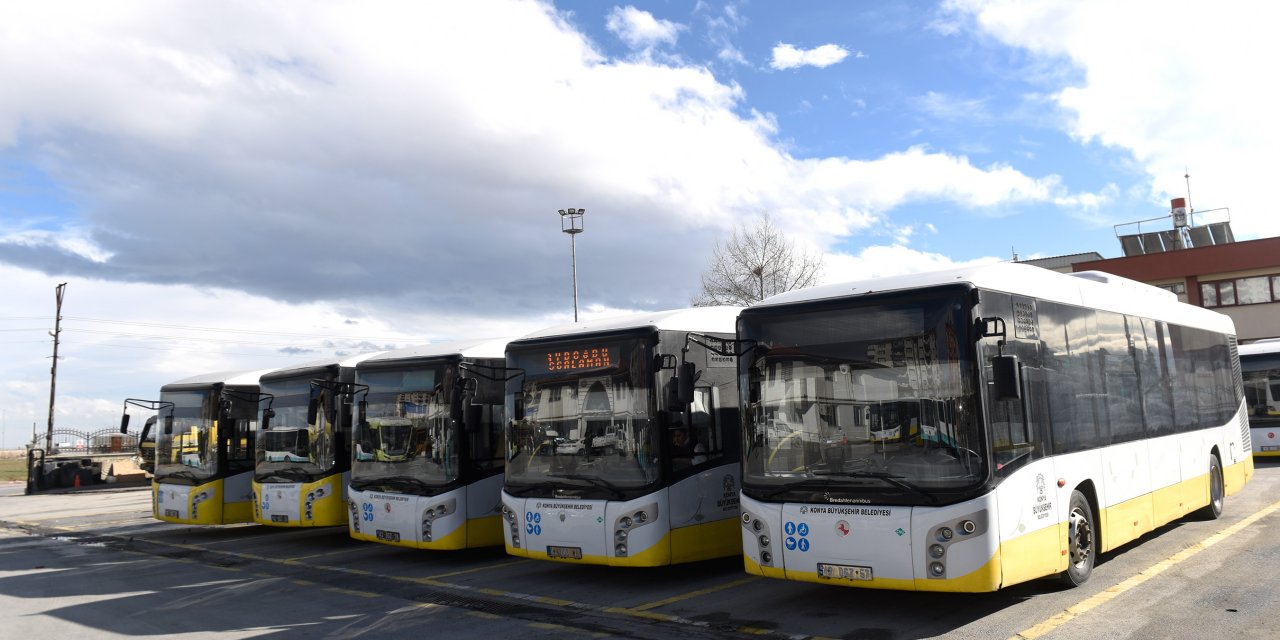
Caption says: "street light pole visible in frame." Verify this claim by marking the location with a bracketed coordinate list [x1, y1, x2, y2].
[559, 208, 585, 322]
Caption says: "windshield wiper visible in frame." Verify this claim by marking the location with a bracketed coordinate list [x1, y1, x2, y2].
[546, 473, 625, 500]
[156, 469, 203, 483]
[810, 470, 939, 504]
[258, 467, 315, 483]
[351, 475, 435, 494]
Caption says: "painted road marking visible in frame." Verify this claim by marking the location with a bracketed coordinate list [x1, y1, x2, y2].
[629, 576, 758, 612]
[1011, 497, 1280, 640]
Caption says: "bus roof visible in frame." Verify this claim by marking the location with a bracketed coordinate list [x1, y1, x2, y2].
[512, 306, 741, 345]
[749, 262, 1234, 334]
[162, 368, 278, 389]
[1239, 338, 1280, 357]
[261, 351, 388, 381]
[358, 337, 513, 365]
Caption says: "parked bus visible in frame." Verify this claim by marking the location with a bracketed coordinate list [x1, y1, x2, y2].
[348, 338, 511, 549]
[253, 352, 384, 527]
[1241, 338, 1280, 457]
[736, 263, 1252, 591]
[122, 369, 275, 525]
[501, 307, 743, 566]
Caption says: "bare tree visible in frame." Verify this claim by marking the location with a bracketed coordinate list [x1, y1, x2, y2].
[693, 215, 823, 306]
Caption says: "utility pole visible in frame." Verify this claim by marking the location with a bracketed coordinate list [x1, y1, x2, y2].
[45, 283, 66, 452]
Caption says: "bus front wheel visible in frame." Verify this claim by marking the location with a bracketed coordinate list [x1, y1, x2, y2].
[1199, 453, 1224, 520]
[1059, 490, 1096, 587]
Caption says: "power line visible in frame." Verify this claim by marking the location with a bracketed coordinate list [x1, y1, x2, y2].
[61, 316, 405, 341]
[62, 327, 393, 349]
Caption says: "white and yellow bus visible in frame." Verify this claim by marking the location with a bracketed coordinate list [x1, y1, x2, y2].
[124, 369, 275, 525]
[253, 352, 384, 528]
[1241, 338, 1280, 457]
[501, 307, 743, 566]
[737, 263, 1252, 591]
[347, 338, 512, 549]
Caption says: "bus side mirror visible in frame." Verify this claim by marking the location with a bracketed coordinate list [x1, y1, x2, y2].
[513, 397, 525, 421]
[120, 413, 131, 434]
[992, 354, 1021, 401]
[164, 415, 174, 435]
[357, 400, 367, 426]
[306, 397, 319, 425]
[262, 408, 275, 430]
[141, 416, 155, 441]
[676, 362, 696, 406]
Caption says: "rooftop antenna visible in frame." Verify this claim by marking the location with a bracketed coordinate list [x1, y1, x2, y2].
[1184, 169, 1193, 215]
[1011, 246, 1019, 262]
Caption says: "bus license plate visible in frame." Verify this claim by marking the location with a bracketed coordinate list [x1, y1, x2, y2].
[375, 529, 401, 542]
[818, 563, 873, 581]
[547, 545, 583, 560]
[271, 515, 289, 523]
[1262, 446, 1279, 451]
[164, 509, 179, 518]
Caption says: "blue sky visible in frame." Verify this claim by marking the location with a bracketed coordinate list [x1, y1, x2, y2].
[0, 0, 1276, 439]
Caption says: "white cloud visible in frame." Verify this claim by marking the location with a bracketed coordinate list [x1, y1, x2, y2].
[0, 1, 1102, 434]
[770, 43, 850, 70]
[822, 244, 1002, 284]
[944, 0, 1280, 239]
[913, 91, 989, 123]
[606, 6, 683, 50]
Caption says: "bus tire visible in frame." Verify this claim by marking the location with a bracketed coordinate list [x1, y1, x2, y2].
[1199, 453, 1224, 520]
[1059, 490, 1096, 587]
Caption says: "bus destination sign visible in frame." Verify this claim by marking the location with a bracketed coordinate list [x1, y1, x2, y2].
[546, 346, 614, 372]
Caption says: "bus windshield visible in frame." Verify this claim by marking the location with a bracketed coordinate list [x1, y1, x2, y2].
[155, 390, 218, 483]
[1242, 355, 1280, 426]
[739, 291, 985, 500]
[351, 364, 456, 491]
[256, 376, 336, 481]
[505, 337, 659, 496]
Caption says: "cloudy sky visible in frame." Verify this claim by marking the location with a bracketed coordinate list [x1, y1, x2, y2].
[2, 0, 1276, 443]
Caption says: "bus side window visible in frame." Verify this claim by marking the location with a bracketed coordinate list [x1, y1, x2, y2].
[687, 386, 718, 465]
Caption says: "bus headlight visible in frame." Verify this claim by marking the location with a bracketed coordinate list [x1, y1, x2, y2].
[615, 543, 627, 556]
[937, 527, 953, 542]
[959, 520, 977, 535]
[635, 511, 647, 523]
[930, 561, 945, 577]
[759, 534, 770, 547]
[929, 544, 945, 559]
[753, 519, 764, 532]
[615, 529, 628, 543]
[760, 551, 772, 564]
[620, 516, 633, 529]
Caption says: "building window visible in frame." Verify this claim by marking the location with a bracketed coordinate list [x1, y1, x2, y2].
[1157, 282, 1187, 295]
[1201, 274, 1280, 308]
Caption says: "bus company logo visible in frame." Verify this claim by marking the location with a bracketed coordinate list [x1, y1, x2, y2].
[1033, 473, 1053, 520]
[384, 502, 392, 513]
[799, 506, 807, 515]
[836, 520, 850, 537]
[723, 475, 736, 494]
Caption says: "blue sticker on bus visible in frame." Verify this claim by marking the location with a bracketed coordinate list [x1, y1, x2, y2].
[798, 538, 810, 552]
[784, 521, 796, 535]
[785, 537, 797, 550]
[797, 523, 810, 537]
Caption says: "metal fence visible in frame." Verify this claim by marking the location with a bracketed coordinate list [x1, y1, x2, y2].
[34, 428, 140, 456]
